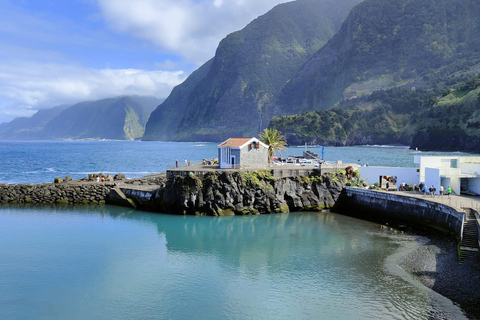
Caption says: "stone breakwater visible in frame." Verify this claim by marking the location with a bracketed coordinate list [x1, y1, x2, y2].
[0, 182, 114, 205]
[121, 170, 349, 215]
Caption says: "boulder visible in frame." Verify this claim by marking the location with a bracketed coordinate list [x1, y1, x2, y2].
[114, 174, 126, 181]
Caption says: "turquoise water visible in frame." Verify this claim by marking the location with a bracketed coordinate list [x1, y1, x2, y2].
[0, 206, 467, 320]
[0, 141, 474, 184]
[0, 141, 475, 319]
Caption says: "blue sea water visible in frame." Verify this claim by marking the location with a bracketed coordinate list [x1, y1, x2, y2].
[0, 141, 474, 319]
[0, 140, 473, 184]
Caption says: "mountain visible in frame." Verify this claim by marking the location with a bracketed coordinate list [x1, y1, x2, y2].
[129, 96, 164, 114]
[41, 97, 150, 140]
[270, 71, 480, 149]
[143, 0, 362, 141]
[0, 105, 70, 140]
[410, 76, 480, 152]
[274, 0, 480, 114]
[0, 96, 163, 140]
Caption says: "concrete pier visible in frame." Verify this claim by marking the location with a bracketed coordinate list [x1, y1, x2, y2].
[335, 187, 466, 240]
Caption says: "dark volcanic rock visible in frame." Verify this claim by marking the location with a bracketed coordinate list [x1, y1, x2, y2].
[152, 171, 348, 216]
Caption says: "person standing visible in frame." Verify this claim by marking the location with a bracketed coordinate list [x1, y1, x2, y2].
[175, 159, 179, 168]
[447, 186, 452, 198]
[439, 185, 444, 197]
[184, 159, 188, 167]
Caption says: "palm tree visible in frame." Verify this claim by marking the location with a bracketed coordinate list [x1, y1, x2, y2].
[259, 128, 287, 165]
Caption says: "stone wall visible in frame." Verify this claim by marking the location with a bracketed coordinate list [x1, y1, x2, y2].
[475, 210, 480, 249]
[335, 187, 465, 239]
[0, 182, 113, 205]
[240, 145, 268, 169]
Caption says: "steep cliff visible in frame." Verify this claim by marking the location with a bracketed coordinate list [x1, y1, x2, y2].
[0, 96, 162, 140]
[275, 0, 480, 114]
[143, 0, 361, 141]
[0, 105, 69, 139]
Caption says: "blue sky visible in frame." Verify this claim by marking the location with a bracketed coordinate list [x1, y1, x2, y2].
[0, 0, 289, 123]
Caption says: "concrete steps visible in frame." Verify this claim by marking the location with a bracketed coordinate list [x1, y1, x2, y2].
[459, 208, 479, 262]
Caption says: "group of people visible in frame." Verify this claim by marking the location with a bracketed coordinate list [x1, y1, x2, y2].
[175, 159, 190, 168]
[417, 182, 452, 198]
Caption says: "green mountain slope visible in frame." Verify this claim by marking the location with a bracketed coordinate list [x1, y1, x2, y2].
[270, 72, 480, 149]
[410, 77, 480, 152]
[274, 0, 480, 114]
[41, 97, 150, 140]
[0, 105, 70, 140]
[0, 96, 161, 140]
[143, 0, 362, 141]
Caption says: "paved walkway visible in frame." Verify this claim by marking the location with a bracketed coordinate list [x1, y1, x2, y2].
[393, 190, 480, 212]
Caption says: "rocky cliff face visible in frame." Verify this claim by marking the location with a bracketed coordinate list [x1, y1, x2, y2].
[151, 171, 348, 215]
[275, 0, 480, 114]
[143, 0, 361, 142]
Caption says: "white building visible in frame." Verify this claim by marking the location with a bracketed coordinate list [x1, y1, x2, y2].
[217, 137, 269, 169]
[415, 156, 480, 195]
[358, 166, 418, 189]
[359, 155, 480, 195]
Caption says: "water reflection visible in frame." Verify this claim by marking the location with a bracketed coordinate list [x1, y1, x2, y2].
[0, 205, 468, 320]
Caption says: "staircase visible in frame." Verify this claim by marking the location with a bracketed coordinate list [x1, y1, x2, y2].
[459, 208, 479, 262]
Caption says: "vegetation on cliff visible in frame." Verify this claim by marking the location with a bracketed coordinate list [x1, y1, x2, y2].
[143, 0, 362, 141]
[143, 0, 480, 151]
[271, 73, 480, 150]
[158, 170, 352, 216]
[275, 0, 480, 113]
[410, 77, 480, 151]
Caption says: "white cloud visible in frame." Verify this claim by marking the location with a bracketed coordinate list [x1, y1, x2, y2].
[96, 0, 290, 64]
[0, 62, 185, 123]
[0, 0, 292, 123]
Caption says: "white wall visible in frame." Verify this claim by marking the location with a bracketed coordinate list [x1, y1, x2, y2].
[425, 167, 440, 195]
[419, 157, 447, 182]
[466, 178, 480, 195]
[358, 167, 419, 188]
[459, 163, 480, 175]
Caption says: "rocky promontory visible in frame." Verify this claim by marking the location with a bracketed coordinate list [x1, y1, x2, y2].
[125, 170, 351, 215]
[0, 169, 354, 216]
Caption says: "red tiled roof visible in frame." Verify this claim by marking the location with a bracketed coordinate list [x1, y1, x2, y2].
[218, 138, 253, 148]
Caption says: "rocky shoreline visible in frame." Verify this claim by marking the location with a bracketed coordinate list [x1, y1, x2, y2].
[0, 170, 351, 215]
[398, 234, 480, 319]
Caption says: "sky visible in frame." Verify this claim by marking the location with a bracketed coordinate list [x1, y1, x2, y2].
[0, 0, 290, 123]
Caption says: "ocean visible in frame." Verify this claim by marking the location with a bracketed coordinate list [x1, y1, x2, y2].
[0, 141, 474, 319]
[0, 140, 470, 184]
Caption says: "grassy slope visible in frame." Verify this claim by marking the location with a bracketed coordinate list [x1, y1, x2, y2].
[275, 0, 480, 114]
